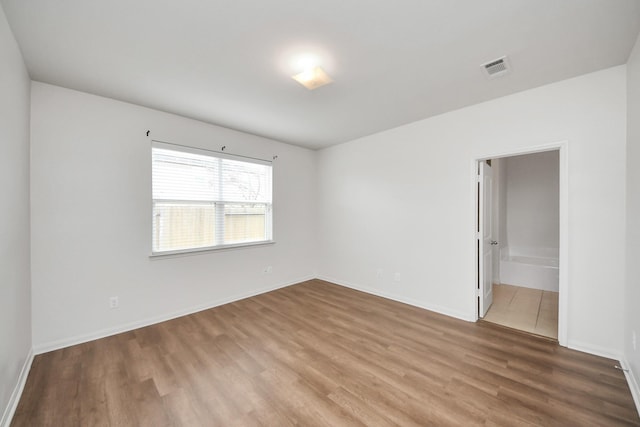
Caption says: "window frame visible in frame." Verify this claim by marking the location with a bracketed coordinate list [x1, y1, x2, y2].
[150, 140, 274, 257]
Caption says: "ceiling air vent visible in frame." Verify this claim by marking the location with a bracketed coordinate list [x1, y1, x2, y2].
[481, 56, 511, 79]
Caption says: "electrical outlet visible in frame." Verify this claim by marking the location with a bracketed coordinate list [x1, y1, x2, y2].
[394, 272, 401, 282]
[633, 331, 637, 351]
[109, 296, 119, 309]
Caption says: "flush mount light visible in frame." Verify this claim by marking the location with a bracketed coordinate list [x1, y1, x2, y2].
[292, 66, 333, 90]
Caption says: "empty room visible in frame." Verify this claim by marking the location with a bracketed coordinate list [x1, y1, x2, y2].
[2, 0, 640, 425]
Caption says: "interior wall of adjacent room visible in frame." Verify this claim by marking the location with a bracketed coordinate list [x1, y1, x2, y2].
[30, 82, 317, 350]
[504, 150, 560, 258]
[0, 3, 32, 423]
[625, 31, 640, 402]
[497, 158, 508, 283]
[317, 65, 626, 357]
[490, 158, 504, 284]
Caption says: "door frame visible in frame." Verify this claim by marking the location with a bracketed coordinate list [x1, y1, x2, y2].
[472, 140, 568, 347]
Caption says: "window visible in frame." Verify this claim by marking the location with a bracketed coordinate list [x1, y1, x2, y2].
[151, 142, 273, 255]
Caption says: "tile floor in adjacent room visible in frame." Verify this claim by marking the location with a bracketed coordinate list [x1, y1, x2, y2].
[483, 283, 559, 339]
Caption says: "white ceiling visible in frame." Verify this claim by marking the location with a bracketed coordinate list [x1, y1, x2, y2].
[3, 0, 640, 149]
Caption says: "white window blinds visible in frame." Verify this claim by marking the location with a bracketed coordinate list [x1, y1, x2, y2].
[152, 142, 273, 255]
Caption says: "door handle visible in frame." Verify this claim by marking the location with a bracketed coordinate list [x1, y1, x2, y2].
[490, 241, 498, 245]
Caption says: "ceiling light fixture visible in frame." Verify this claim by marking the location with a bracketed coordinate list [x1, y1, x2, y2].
[292, 66, 333, 90]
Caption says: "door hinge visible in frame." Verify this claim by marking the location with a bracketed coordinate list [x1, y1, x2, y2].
[476, 175, 481, 183]
[476, 288, 480, 297]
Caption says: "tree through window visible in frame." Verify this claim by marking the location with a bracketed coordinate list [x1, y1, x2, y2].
[151, 142, 273, 254]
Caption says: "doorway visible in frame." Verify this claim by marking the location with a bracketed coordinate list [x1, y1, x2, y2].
[475, 143, 567, 345]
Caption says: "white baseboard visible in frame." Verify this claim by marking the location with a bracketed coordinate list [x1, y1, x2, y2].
[566, 339, 622, 361]
[316, 275, 475, 322]
[565, 344, 639, 417]
[1, 348, 34, 427]
[620, 358, 640, 418]
[34, 275, 314, 354]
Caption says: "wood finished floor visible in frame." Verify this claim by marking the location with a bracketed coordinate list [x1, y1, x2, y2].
[483, 284, 559, 339]
[12, 279, 639, 426]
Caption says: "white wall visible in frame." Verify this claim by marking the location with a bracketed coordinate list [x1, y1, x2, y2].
[625, 32, 640, 404]
[504, 150, 559, 257]
[490, 158, 504, 284]
[0, 4, 32, 425]
[30, 82, 317, 351]
[317, 66, 627, 357]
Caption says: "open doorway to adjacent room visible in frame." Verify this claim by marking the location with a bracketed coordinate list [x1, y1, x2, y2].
[476, 149, 562, 340]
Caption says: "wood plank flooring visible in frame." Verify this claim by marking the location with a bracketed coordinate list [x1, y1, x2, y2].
[11, 279, 640, 426]
[483, 284, 559, 339]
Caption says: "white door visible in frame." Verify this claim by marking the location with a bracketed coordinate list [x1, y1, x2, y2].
[478, 161, 494, 317]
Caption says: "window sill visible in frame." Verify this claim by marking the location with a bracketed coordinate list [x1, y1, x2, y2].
[149, 240, 275, 259]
